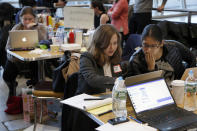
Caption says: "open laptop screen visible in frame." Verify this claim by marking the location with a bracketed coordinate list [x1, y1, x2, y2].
[127, 78, 174, 114]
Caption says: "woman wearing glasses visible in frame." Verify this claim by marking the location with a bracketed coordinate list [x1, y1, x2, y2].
[3, 6, 47, 99]
[127, 24, 196, 82]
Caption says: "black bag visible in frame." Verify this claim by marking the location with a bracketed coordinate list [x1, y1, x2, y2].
[52, 51, 71, 92]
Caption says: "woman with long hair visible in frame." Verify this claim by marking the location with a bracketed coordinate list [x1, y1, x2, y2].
[76, 24, 122, 95]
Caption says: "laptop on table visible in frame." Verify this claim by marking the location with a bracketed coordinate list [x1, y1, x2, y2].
[125, 70, 164, 86]
[9, 30, 38, 51]
[126, 77, 197, 131]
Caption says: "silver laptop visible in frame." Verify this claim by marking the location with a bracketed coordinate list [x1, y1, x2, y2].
[9, 30, 38, 50]
[125, 70, 164, 86]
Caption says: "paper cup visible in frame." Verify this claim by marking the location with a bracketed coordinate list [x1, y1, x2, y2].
[171, 80, 184, 105]
[50, 44, 60, 52]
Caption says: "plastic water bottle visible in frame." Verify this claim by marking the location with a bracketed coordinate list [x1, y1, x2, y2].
[112, 77, 127, 119]
[184, 70, 197, 111]
[56, 26, 64, 46]
[48, 25, 54, 40]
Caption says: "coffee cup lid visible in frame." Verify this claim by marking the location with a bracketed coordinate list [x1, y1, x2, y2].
[171, 80, 184, 86]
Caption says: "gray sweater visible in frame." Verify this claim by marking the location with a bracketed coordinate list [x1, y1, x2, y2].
[134, 0, 152, 13]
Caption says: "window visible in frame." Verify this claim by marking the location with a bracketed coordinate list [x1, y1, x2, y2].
[186, 0, 197, 9]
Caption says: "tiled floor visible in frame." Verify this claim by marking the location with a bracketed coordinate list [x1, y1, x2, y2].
[0, 68, 61, 131]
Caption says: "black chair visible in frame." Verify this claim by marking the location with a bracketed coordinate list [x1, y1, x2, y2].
[122, 34, 142, 61]
[61, 72, 79, 131]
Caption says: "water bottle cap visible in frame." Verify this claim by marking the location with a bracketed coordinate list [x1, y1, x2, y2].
[118, 76, 123, 80]
[189, 70, 194, 75]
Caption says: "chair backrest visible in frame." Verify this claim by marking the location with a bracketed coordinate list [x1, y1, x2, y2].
[122, 34, 142, 61]
[64, 72, 78, 99]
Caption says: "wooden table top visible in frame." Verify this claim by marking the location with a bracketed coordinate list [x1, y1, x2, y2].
[7, 49, 64, 61]
[90, 92, 197, 126]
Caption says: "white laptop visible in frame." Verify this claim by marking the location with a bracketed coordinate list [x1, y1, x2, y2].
[9, 30, 38, 51]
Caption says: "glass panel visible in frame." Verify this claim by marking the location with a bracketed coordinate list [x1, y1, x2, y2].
[157, 0, 182, 9]
[186, 0, 197, 9]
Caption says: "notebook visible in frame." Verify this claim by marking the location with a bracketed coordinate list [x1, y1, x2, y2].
[9, 30, 38, 51]
[126, 77, 197, 131]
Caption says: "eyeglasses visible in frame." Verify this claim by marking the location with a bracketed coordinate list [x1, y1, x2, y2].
[142, 43, 160, 49]
[22, 17, 34, 21]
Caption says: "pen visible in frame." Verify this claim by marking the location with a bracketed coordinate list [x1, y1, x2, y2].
[84, 98, 105, 101]
[98, 110, 112, 116]
[129, 116, 143, 124]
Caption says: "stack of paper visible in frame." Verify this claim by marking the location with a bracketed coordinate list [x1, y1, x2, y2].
[60, 94, 112, 115]
[60, 44, 81, 51]
[96, 121, 157, 131]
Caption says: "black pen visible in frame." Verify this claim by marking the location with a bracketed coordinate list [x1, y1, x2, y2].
[98, 110, 112, 116]
[84, 98, 105, 101]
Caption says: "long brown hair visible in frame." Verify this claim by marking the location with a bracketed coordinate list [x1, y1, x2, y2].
[88, 24, 122, 66]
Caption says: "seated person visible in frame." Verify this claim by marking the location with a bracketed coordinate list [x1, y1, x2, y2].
[91, 0, 110, 29]
[127, 24, 196, 82]
[15, 0, 37, 24]
[3, 6, 47, 98]
[76, 24, 122, 95]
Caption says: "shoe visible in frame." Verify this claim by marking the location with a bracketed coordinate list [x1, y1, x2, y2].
[5, 96, 23, 115]
[6, 96, 16, 106]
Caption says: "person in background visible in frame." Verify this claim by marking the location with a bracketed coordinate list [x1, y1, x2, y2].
[129, 0, 167, 34]
[127, 24, 196, 83]
[36, 0, 67, 16]
[3, 6, 47, 98]
[15, 0, 37, 24]
[76, 24, 122, 95]
[0, 3, 15, 69]
[108, 0, 129, 48]
[91, 0, 110, 29]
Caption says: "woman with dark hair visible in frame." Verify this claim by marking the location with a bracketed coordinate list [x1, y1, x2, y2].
[3, 6, 47, 98]
[108, 0, 128, 48]
[91, 0, 110, 28]
[15, 0, 37, 24]
[127, 24, 196, 82]
[76, 24, 122, 95]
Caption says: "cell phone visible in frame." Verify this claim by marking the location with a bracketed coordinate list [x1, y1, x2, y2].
[108, 117, 129, 125]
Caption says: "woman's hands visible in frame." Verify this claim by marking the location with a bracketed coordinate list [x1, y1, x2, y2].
[145, 52, 155, 71]
[26, 22, 37, 29]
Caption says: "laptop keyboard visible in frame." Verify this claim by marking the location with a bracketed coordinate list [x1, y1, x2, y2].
[141, 108, 192, 124]
[9, 47, 35, 51]
[140, 108, 197, 130]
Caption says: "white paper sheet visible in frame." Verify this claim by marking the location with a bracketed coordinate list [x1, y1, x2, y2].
[60, 93, 112, 111]
[96, 122, 157, 131]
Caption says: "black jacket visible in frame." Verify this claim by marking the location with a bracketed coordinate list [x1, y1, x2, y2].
[127, 40, 196, 79]
[76, 52, 122, 95]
